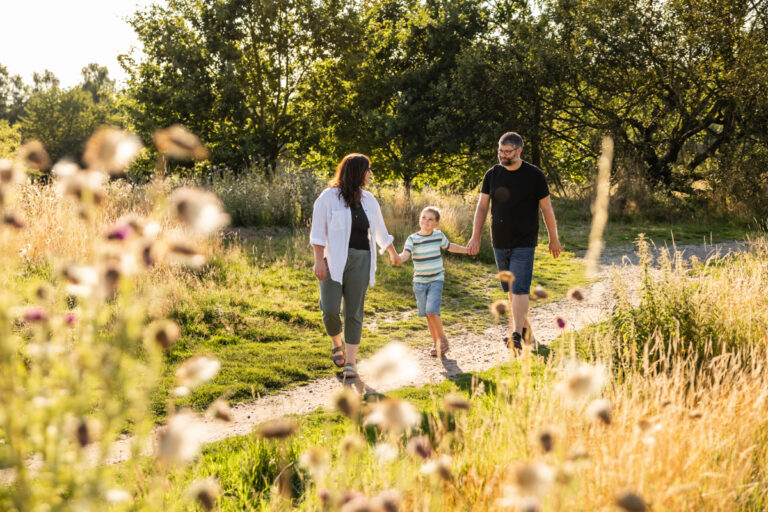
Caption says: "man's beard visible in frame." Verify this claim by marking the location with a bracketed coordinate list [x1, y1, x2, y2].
[499, 156, 513, 166]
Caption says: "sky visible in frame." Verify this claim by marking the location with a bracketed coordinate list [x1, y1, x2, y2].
[0, 0, 161, 89]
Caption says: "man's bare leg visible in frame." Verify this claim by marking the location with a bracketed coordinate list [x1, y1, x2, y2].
[509, 292, 529, 336]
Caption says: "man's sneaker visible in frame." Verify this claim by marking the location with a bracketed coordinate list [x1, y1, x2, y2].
[511, 332, 523, 351]
[503, 332, 523, 351]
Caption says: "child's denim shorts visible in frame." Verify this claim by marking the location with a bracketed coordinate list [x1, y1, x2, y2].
[493, 246, 536, 294]
[413, 280, 444, 316]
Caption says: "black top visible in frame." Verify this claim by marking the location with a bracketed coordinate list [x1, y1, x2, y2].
[480, 161, 550, 249]
[349, 204, 370, 250]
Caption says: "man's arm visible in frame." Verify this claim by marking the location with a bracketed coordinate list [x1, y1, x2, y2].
[467, 192, 490, 255]
[539, 195, 561, 259]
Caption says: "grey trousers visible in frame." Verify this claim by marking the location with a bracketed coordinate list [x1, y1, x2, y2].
[318, 248, 371, 345]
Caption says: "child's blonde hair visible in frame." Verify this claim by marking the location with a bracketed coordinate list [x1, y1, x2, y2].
[422, 206, 441, 222]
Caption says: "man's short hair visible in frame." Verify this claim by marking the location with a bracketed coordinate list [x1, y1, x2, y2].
[422, 206, 441, 222]
[499, 132, 524, 148]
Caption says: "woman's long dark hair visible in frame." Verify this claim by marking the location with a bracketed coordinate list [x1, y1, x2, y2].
[329, 153, 369, 207]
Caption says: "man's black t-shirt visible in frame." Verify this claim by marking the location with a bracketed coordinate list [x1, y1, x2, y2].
[480, 161, 550, 249]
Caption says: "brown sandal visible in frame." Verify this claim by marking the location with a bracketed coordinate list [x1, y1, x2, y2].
[429, 338, 450, 357]
[331, 345, 346, 368]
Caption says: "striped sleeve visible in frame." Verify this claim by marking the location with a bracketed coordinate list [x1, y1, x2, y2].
[403, 234, 414, 253]
[440, 231, 450, 249]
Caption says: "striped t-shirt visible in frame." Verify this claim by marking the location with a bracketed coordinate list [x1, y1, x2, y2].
[403, 230, 450, 283]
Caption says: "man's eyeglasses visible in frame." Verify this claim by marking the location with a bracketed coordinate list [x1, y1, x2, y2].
[498, 148, 519, 155]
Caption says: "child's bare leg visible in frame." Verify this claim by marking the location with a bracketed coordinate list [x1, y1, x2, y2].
[425, 315, 439, 343]
[427, 313, 447, 341]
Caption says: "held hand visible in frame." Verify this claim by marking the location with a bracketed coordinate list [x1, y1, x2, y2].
[549, 238, 562, 259]
[466, 237, 481, 256]
[389, 251, 401, 266]
[313, 260, 327, 281]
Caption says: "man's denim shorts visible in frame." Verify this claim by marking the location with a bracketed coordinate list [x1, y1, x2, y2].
[413, 280, 444, 317]
[493, 246, 536, 294]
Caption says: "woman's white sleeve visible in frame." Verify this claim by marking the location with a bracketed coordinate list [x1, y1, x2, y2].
[371, 197, 394, 253]
[309, 193, 328, 246]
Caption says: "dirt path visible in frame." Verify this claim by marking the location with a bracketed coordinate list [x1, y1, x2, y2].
[1, 240, 748, 480]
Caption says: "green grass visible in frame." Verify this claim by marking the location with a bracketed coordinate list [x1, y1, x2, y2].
[158, 230, 585, 417]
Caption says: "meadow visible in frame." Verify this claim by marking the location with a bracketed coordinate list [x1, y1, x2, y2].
[1, 142, 765, 511]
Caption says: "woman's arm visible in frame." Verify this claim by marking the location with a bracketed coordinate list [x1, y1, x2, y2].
[366, 194, 395, 253]
[312, 244, 327, 280]
[310, 191, 329, 280]
[448, 243, 469, 254]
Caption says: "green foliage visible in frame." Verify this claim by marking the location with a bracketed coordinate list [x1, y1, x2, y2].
[0, 64, 27, 124]
[0, 119, 20, 158]
[121, 0, 357, 174]
[20, 66, 119, 164]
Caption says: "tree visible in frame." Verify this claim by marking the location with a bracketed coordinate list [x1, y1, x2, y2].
[121, 0, 356, 175]
[21, 67, 119, 164]
[0, 64, 28, 124]
[546, 0, 768, 191]
[311, 0, 486, 190]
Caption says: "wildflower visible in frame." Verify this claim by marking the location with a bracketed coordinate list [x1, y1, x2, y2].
[157, 412, 205, 463]
[207, 399, 233, 422]
[105, 488, 131, 504]
[34, 283, 53, 301]
[175, 355, 221, 390]
[0, 158, 26, 186]
[557, 361, 606, 403]
[100, 262, 122, 299]
[512, 462, 554, 497]
[61, 264, 99, 297]
[146, 319, 181, 351]
[155, 124, 209, 161]
[490, 299, 509, 317]
[531, 286, 548, 299]
[586, 398, 612, 425]
[168, 186, 230, 235]
[363, 398, 421, 434]
[299, 446, 330, 477]
[23, 306, 48, 323]
[105, 222, 135, 241]
[360, 342, 419, 387]
[330, 387, 361, 419]
[185, 477, 221, 511]
[615, 490, 647, 512]
[64, 312, 77, 327]
[374, 442, 399, 464]
[420, 454, 452, 481]
[406, 435, 433, 459]
[537, 427, 554, 453]
[16, 140, 51, 170]
[567, 287, 585, 301]
[443, 393, 471, 412]
[371, 489, 401, 512]
[555, 316, 566, 329]
[255, 418, 298, 440]
[497, 270, 515, 283]
[82, 126, 142, 175]
[3, 211, 25, 229]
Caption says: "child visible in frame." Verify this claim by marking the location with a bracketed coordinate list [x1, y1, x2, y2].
[397, 206, 469, 357]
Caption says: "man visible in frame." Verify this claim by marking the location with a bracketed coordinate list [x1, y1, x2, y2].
[466, 131, 561, 351]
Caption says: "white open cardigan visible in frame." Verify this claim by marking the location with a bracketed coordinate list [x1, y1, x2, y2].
[309, 188, 394, 286]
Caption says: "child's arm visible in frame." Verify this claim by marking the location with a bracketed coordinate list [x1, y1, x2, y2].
[448, 243, 469, 254]
[398, 249, 411, 263]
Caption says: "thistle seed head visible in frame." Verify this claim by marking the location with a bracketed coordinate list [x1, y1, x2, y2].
[615, 490, 647, 512]
[331, 387, 361, 419]
[154, 125, 209, 161]
[3, 211, 25, 229]
[586, 398, 612, 425]
[497, 270, 515, 283]
[567, 287, 585, 301]
[531, 286, 548, 300]
[443, 392, 471, 412]
[16, 140, 50, 170]
[186, 477, 221, 511]
[406, 435, 433, 460]
[83, 126, 143, 175]
[175, 356, 221, 390]
[255, 418, 298, 440]
[490, 299, 509, 317]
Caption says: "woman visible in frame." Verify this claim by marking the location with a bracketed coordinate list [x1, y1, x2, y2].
[310, 154, 400, 379]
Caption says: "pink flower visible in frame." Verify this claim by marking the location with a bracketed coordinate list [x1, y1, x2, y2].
[64, 312, 77, 326]
[23, 307, 48, 323]
[556, 316, 566, 329]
